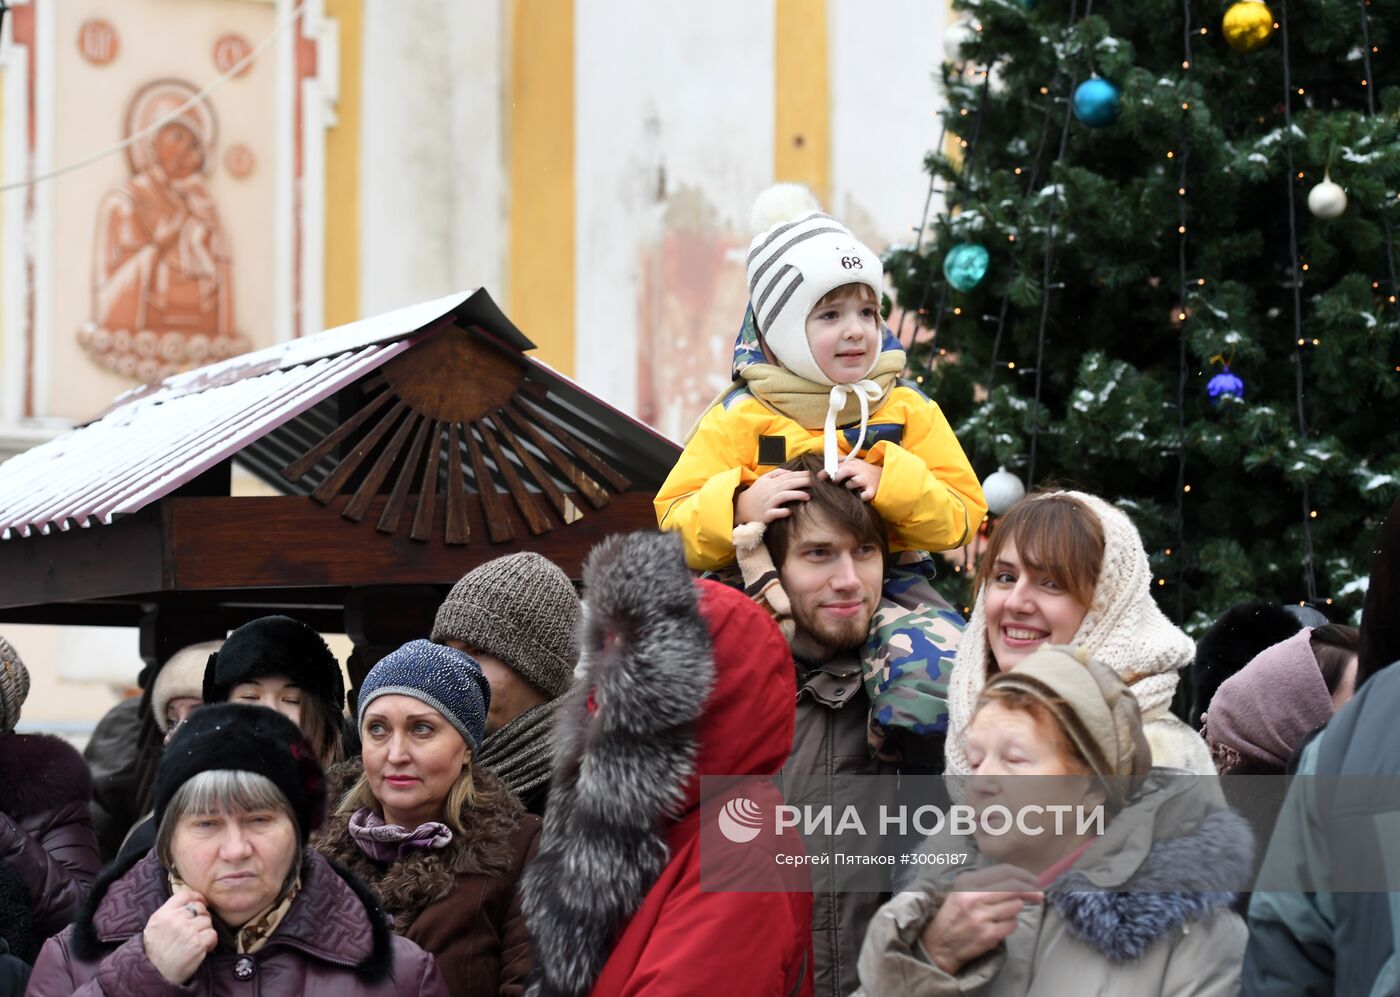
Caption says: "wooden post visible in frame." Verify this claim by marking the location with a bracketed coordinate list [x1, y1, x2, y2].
[138, 605, 227, 678]
[342, 585, 444, 707]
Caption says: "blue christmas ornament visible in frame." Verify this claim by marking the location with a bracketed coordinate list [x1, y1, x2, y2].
[942, 242, 990, 292]
[1207, 366, 1245, 405]
[1072, 77, 1121, 128]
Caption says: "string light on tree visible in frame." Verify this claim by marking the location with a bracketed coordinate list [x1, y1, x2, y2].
[1072, 76, 1122, 127]
[1307, 172, 1348, 219]
[1222, 0, 1275, 52]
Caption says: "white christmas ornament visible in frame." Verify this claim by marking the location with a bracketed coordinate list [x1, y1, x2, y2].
[1307, 174, 1347, 220]
[943, 19, 979, 63]
[981, 466, 1026, 516]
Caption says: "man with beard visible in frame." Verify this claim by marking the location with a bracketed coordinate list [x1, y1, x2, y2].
[733, 452, 899, 997]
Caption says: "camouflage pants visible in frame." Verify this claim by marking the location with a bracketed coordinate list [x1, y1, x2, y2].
[863, 552, 966, 761]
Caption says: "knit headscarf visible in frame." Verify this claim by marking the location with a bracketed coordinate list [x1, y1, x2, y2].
[0, 636, 28, 734]
[946, 491, 1196, 776]
[1203, 627, 1332, 773]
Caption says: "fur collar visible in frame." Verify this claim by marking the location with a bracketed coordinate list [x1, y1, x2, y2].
[1047, 807, 1254, 961]
[315, 760, 527, 929]
[71, 847, 394, 983]
[0, 733, 92, 818]
[522, 531, 715, 997]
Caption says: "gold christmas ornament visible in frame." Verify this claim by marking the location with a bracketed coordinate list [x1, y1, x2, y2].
[1223, 0, 1275, 53]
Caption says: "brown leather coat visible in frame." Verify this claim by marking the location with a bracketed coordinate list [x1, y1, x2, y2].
[315, 762, 540, 997]
[0, 732, 101, 944]
[25, 847, 448, 995]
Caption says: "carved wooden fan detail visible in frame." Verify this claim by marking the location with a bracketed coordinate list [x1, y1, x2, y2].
[281, 326, 630, 545]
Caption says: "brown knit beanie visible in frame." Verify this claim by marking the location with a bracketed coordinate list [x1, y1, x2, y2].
[981, 644, 1152, 808]
[0, 635, 30, 734]
[430, 553, 580, 699]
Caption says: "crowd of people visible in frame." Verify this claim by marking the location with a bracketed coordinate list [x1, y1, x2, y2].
[0, 185, 1397, 995]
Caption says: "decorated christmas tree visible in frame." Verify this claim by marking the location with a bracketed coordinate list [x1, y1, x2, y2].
[892, 0, 1400, 630]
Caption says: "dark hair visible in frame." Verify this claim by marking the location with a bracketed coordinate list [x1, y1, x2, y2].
[1311, 624, 1360, 696]
[1358, 497, 1400, 689]
[972, 492, 1106, 608]
[763, 453, 888, 568]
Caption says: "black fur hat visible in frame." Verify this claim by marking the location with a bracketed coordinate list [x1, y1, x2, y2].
[203, 615, 344, 713]
[1190, 601, 1302, 729]
[154, 704, 327, 844]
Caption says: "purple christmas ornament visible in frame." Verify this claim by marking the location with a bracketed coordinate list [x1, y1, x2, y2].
[1207, 366, 1245, 405]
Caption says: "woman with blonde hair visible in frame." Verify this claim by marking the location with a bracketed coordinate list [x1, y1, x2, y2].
[944, 491, 1213, 776]
[315, 639, 539, 997]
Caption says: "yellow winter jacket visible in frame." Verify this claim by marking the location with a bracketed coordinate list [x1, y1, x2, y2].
[655, 381, 987, 571]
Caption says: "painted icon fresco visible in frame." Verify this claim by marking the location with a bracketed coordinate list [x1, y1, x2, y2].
[78, 79, 249, 381]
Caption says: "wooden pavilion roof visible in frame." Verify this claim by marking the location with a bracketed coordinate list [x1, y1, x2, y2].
[0, 290, 678, 630]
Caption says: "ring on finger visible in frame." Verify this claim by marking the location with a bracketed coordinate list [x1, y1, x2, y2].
[183, 903, 200, 917]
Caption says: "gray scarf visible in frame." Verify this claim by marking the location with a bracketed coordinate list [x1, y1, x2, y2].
[475, 696, 565, 804]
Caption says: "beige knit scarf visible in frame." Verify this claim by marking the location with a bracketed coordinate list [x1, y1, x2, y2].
[685, 313, 908, 475]
[944, 491, 1196, 776]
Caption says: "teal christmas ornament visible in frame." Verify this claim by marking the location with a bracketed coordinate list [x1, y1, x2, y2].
[1072, 77, 1121, 128]
[942, 243, 990, 292]
[1207, 366, 1245, 405]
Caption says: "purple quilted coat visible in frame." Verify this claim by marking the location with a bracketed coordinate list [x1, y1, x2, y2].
[26, 848, 448, 996]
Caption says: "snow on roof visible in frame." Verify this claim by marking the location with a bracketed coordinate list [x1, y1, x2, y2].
[0, 292, 513, 538]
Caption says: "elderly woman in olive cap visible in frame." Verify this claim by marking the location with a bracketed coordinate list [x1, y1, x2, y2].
[858, 646, 1252, 997]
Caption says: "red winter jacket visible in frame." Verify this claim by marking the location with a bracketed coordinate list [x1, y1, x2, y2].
[523, 532, 812, 997]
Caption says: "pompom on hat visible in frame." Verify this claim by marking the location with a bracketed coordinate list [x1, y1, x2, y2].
[745, 184, 884, 387]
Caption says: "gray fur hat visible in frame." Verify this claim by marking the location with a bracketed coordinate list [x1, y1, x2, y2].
[430, 553, 580, 699]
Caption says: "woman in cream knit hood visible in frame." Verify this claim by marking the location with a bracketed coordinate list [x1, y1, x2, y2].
[945, 490, 1213, 776]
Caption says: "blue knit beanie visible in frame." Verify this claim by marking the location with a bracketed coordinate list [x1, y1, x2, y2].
[357, 640, 491, 754]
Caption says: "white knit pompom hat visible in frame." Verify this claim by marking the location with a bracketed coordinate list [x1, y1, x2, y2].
[745, 184, 883, 386]
[945, 490, 1199, 776]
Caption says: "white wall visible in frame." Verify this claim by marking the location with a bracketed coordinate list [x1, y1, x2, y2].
[574, 0, 775, 433]
[359, 0, 506, 317]
[830, 0, 946, 249]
